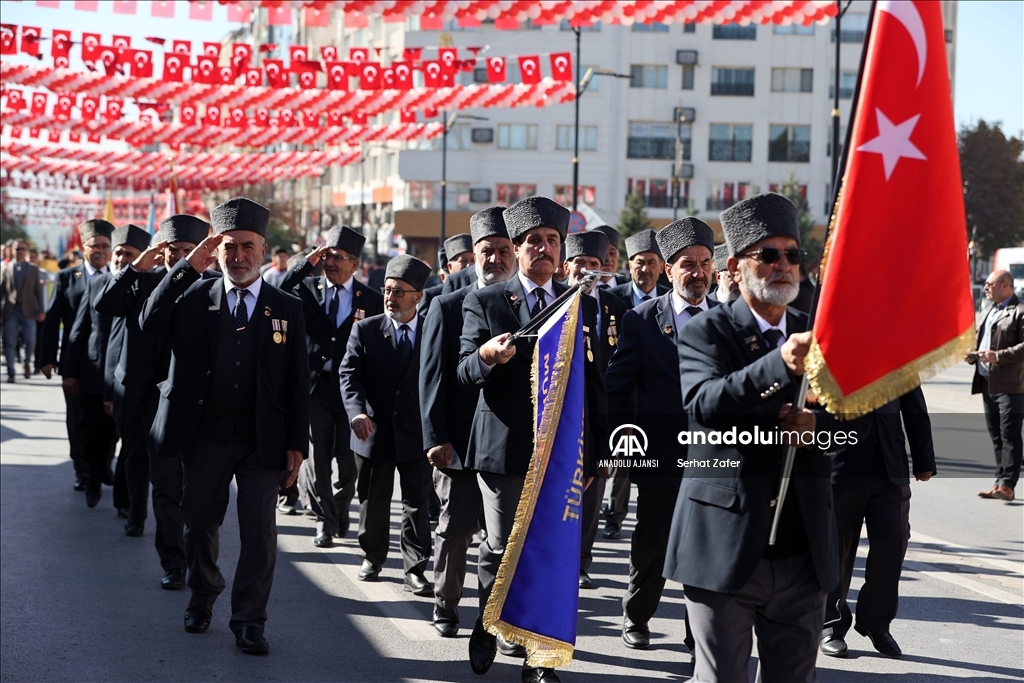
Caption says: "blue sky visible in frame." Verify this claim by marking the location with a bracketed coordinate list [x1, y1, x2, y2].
[3, 0, 1022, 136]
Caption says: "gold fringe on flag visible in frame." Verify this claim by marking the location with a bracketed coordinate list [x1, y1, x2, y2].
[806, 325, 976, 419]
[483, 295, 581, 669]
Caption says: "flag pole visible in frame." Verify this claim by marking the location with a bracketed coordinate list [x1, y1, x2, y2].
[769, 0, 878, 546]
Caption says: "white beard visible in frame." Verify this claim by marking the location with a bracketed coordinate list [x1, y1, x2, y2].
[739, 260, 798, 307]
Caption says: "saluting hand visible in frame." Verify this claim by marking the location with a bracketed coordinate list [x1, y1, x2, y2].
[351, 414, 374, 441]
[306, 245, 330, 267]
[133, 240, 169, 272]
[479, 333, 516, 366]
[780, 330, 813, 376]
[186, 234, 223, 274]
[283, 450, 303, 488]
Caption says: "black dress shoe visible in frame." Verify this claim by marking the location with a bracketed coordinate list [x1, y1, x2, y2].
[404, 570, 433, 597]
[855, 623, 902, 657]
[116, 507, 130, 519]
[497, 635, 527, 658]
[102, 471, 115, 487]
[73, 477, 88, 491]
[578, 570, 593, 589]
[235, 625, 269, 654]
[432, 605, 459, 638]
[357, 559, 381, 582]
[468, 620, 497, 675]
[183, 605, 212, 633]
[622, 617, 650, 649]
[820, 635, 849, 658]
[85, 487, 102, 508]
[522, 666, 561, 683]
[314, 532, 333, 548]
[602, 523, 621, 539]
[161, 569, 186, 590]
[124, 522, 144, 537]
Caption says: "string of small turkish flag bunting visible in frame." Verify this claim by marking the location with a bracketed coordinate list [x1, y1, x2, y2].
[0, 26, 574, 88]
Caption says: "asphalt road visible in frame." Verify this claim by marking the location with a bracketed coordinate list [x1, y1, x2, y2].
[1, 362, 1021, 683]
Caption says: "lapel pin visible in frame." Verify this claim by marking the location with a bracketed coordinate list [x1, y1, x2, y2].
[355, 290, 361, 297]
[264, 306, 271, 317]
[510, 294, 518, 302]
[663, 324, 673, 336]
[744, 335, 760, 351]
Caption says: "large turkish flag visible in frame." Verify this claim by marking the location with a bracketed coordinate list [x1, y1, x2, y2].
[808, 0, 974, 416]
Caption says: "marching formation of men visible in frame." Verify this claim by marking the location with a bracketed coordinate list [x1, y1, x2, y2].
[31, 191, 956, 682]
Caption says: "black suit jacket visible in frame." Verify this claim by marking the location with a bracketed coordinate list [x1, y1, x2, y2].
[605, 293, 719, 489]
[41, 264, 107, 372]
[420, 283, 478, 468]
[279, 257, 384, 397]
[140, 260, 310, 469]
[339, 313, 425, 463]
[831, 386, 936, 486]
[419, 283, 443, 312]
[607, 280, 670, 311]
[95, 266, 171, 428]
[664, 297, 840, 595]
[63, 274, 114, 396]
[457, 277, 607, 476]
[442, 267, 478, 295]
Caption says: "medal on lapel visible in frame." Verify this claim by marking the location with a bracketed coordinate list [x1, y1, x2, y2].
[281, 319, 288, 344]
[354, 309, 365, 321]
[663, 324, 673, 336]
[272, 319, 283, 344]
[607, 313, 618, 347]
[744, 335, 761, 351]
[583, 326, 594, 362]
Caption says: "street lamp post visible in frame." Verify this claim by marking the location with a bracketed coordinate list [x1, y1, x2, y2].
[573, 62, 632, 212]
[672, 109, 689, 221]
[440, 111, 487, 245]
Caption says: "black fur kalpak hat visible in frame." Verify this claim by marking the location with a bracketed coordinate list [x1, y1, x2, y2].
[564, 231, 609, 262]
[623, 229, 663, 260]
[714, 243, 730, 271]
[112, 224, 151, 252]
[78, 219, 115, 244]
[324, 226, 366, 256]
[443, 233, 473, 261]
[470, 207, 510, 244]
[211, 197, 270, 237]
[655, 217, 715, 263]
[720, 192, 800, 256]
[385, 254, 432, 291]
[157, 215, 209, 246]
[590, 224, 620, 251]
[502, 196, 570, 242]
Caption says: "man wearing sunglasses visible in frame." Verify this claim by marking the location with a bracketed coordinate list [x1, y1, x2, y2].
[665, 193, 839, 683]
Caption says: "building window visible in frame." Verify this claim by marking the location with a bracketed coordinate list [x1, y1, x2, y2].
[627, 178, 687, 208]
[768, 125, 811, 162]
[630, 65, 668, 89]
[711, 67, 755, 96]
[832, 13, 868, 43]
[559, 20, 601, 31]
[472, 67, 489, 84]
[768, 182, 808, 201]
[406, 181, 469, 210]
[706, 181, 752, 210]
[633, 22, 669, 32]
[683, 22, 696, 34]
[774, 22, 814, 35]
[828, 70, 856, 99]
[771, 68, 813, 93]
[497, 124, 538, 150]
[553, 184, 596, 206]
[713, 25, 757, 40]
[406, 124, 472, 151]
[627, 121, 690, 160]
[496, 183, 537, 205]
[556, 125, 597, 151]
[682, 64, 694, 90]
[709, 124, 752, 161]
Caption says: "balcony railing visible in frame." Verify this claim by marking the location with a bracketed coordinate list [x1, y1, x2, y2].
[828, 85, 854, 99]
[626, 194, 689, 209]
[706, 197, 740, 211]
[708, 139, 752, 161]
[713, 25, 757, 40]
[831, 29, 865, 43]
[711, 82, 755, 96]
[627, 138, 690, 160]
[768, 140, 811, 162]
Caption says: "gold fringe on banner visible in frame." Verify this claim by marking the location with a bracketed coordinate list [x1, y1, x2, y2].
[482, 294, 582, 669]
[806, 325, 976, 419]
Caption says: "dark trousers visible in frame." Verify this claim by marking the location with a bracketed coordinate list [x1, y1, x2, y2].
[181, 436, 280, 633]
[119, 396, 157, 526]
[354, 454, 430, 575]
[686, 554, 826, 683]
[824, 479, 911, 637]
[81, 393, 116, 492]
[476, 472, 524, 618]
[63, 388, 87, 478]
[624, 485, 678, 624]
[299, 378, 352, 536]
[151, 450, 185, 571]
[580, 476, 605, 572]
[604, 466, 631, 528]
[982, 387, 1024, 490]
[432, 467, 482, 610]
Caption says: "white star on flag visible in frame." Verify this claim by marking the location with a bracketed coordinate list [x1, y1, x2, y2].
[856, 108, 928, 180]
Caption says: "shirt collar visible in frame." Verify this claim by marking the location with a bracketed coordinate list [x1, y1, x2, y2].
[83, 261, 107, 277]
[749, 306, 787, 339]
[326, 275, 354, 293]
[671, 290, 707, 315]
[224, 275, 263, 303]
[390, 313, 419, 334]
[518, 271, 555, 301]
[631, 280, 655, 302]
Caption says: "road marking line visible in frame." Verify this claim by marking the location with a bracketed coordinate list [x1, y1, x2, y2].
[910, 531, 1024, 576]
[903, 560, 1024, 610]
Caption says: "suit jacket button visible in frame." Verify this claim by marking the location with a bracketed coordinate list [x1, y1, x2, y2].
[331, 337, 336, 342]
[206, 370, 210, 376]
[769, 498, 777, 507]
[198, 399, 203, 405]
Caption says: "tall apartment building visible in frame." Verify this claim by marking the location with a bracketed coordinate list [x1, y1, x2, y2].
[289, 1, 957, 265]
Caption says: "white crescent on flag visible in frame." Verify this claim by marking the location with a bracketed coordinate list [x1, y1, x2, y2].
[878, 0, 926, 87]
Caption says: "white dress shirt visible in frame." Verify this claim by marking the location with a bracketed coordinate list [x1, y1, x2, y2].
[390, 312, 418, 349]
[749, 306, 788, 347]
[324, 275, 354, 327]
[519, 271, 556, 314]
[224, 276, 263, 323]
[670, 291, 708, 336]
[631, 281, 655, 308]
[83, 261, 109, 279]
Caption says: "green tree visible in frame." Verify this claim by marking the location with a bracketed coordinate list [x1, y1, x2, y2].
[779, 174, 821, 267]
[960, 120, 1024, 258]
[617, 191, 652, 241]
[0, 190, 29, 245]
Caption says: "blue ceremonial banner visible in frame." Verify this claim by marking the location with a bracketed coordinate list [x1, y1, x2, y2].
[484, 291, 585, 668]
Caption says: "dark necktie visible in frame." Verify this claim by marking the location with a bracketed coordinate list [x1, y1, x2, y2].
[397, 323, 412, 368]
[763, 328, 783, 349]
[531, 288, 547, 318]
[685, 306, 702, 317]
[233, 289, 249, 331]
[642, 294, 652, 302]
[328, 288, 339, 327]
